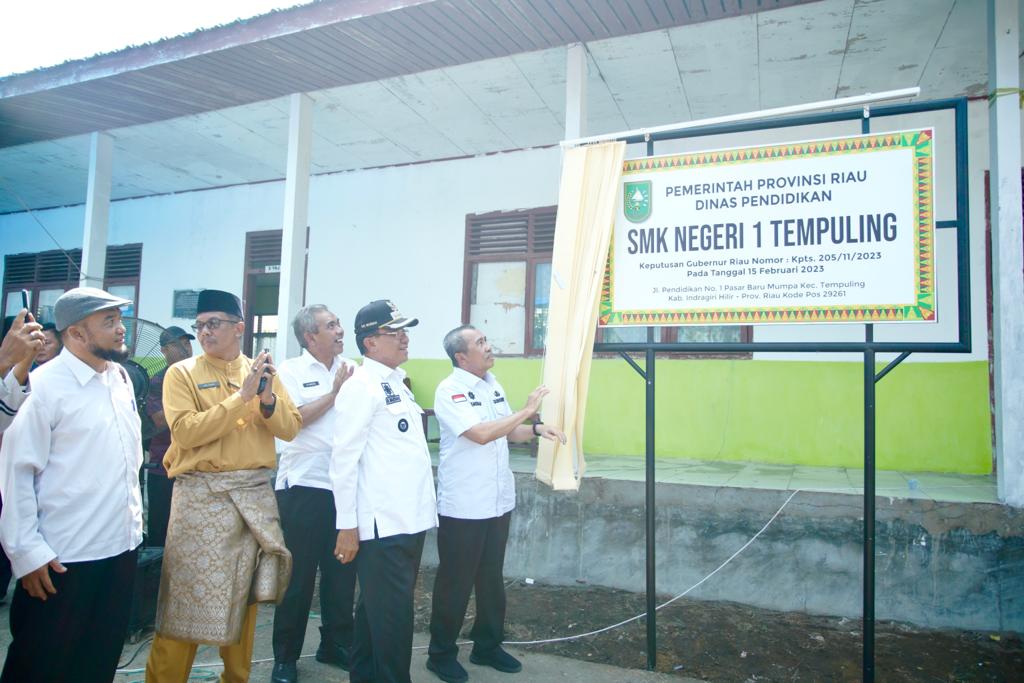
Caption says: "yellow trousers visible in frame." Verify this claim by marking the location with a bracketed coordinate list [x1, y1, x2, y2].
[145, 604, 258, 683]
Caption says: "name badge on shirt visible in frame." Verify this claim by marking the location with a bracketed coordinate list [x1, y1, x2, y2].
[302, 381, 320, 388]
[198, 381, 220, 390]
[381, 382, 401, 405]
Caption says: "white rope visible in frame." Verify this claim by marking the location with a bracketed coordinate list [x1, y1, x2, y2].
[501, 488, 801, 646]
[117, 488, 801, 674]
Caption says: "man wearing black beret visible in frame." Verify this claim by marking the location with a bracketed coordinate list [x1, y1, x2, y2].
[145, 289, 301, 682]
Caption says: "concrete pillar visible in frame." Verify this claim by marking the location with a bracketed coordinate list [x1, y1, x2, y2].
[565, 43, 587, 140]
[80, 132, 112, 289]
[988, 0, 1024, 507]
[276, 93, 313, 360]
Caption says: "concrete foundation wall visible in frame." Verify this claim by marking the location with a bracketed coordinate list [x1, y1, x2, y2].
[423, 474, 1023, 633]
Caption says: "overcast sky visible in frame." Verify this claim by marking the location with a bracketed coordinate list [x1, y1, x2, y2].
[0, 1, 314, 78]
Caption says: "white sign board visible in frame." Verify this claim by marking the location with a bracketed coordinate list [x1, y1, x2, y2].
[600, 129, 935, 326]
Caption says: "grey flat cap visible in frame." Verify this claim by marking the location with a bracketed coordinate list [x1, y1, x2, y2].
[54, 287, 132, 331]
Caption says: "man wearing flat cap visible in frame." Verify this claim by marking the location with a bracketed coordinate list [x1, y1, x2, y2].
[331, 299, 437, 683]
[0, 287, 143, 682]
[145, 289, 301, 683]
[143, 325, 194, 547]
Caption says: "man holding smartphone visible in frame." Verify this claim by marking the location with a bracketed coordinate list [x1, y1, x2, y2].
[0, 287, 142, 682]
[145, 289, 301, 683]
[0, 298, 44, 614]
[0, 301, 43, 433]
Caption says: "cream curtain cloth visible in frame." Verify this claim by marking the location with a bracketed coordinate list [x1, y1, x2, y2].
[536, 141, 625, 490]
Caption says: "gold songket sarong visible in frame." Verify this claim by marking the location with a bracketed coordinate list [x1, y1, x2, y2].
[154, 469, 292, 645]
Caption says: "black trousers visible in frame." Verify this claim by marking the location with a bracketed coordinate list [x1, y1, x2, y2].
[272, 485, 357, 663]
[2, 547, 138, 683]
[0, 498, 10, 601]
[146, 471, 174, 547]
[350, 530, 426, 683]
[428, 512, 512, 663]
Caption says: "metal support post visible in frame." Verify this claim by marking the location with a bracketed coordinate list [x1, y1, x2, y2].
[862, 325, 876, 683]
[645, 325, 657, 670]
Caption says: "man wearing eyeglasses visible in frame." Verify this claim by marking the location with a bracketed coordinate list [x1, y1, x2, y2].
[145, 289, 301, 683]
[426, 325, 565, 683]
[331, 299, 437, 683]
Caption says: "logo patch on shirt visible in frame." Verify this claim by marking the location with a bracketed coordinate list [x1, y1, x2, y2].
[468, 391, 475, 399]
[382, 382, 401, 405]
[493, 396, 506, 404]
[451, 393, 467, 403]
[470, 401, 482, 407]
[302, 381, 320, 388]
[397, 418, 409, 432]
[198, 381, 220, 390]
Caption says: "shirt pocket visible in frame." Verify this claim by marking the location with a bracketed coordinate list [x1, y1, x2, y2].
[385, 400, 420, 437]
[298, 381, 327, 404]
[491, 394, 512, 418]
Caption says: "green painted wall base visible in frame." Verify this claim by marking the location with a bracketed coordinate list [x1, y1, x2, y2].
[403, 358, 992, 474]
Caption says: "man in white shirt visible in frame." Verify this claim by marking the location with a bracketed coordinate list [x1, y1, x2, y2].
[0, 309, 44, 604]
[271, 305, 356, 683]
[426, 325, 565, 683]
[0, 287, 143, 682]
[0, 308, 43, 433]
[331, 299, 437, 683]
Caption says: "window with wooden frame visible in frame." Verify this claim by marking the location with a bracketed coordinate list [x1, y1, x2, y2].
[463, 207, 752, 357]
[3, 244, 143, 324]
[463, 207, 555, 356]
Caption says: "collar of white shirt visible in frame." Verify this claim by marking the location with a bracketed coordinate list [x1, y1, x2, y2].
[61, 347, 112, 387]
[360, 356, 407, 384]
[299, 348, 345, 373]
[450, 366, 496, 391]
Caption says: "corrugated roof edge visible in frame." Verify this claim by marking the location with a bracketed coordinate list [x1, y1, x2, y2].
[0, 0, 430, 98]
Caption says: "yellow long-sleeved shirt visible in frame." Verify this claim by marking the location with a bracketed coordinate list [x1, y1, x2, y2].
[162, 353, 301, 477]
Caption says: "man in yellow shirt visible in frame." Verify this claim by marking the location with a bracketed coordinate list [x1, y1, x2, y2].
[145, 289, 301, 683]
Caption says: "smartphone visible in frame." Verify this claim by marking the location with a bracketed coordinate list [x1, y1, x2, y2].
[257, 348, 270, 393]
[20, 289, 33, 321]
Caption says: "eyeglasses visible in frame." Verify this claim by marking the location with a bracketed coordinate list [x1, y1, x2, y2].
[370, 328, 408, 339]
[191, 318, 240, 333]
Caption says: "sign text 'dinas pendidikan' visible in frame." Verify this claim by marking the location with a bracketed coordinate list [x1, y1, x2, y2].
[601, 129, 936, 326]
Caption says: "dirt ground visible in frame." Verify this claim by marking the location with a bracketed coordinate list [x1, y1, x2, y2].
[408, 567, 1023, 682]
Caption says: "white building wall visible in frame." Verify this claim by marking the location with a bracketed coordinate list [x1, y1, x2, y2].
[305, 146, 563, 358]
[0, 103, 989, 364]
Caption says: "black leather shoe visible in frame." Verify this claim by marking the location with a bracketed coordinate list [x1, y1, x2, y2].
[271, 661, 298, 683]
[315, 642, 351, 671]
[470, 647, 522, 674]
[426, 657, 469, 683]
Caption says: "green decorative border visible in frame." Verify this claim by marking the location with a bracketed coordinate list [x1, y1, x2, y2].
[600, 130, 935, 325]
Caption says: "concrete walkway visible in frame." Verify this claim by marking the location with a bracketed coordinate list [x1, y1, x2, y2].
[70, 604, 697, 683]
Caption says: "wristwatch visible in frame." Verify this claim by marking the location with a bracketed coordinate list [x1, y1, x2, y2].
[532, 422, 542, 436]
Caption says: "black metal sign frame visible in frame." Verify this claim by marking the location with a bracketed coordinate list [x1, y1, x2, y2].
[591, 97, 970, 682]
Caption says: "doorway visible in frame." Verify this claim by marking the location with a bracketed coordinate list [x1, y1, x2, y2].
[242, 229, 307, 359]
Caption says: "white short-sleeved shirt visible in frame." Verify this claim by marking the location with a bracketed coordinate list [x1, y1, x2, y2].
[330, 357, 437, 541]
[434, 368, 516, 520]
[276, 350, 352, 491]
[0, 348, 143, 578]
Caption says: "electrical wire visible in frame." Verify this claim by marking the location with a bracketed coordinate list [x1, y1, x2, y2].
[0, 175, 91, 280]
